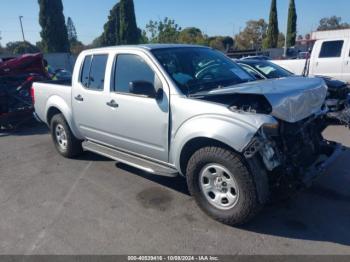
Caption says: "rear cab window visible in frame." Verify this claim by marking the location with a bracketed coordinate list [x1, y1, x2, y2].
[80, 54, 108, 91]
[319, 40, 344, 58]
[80, 55, 92, 87]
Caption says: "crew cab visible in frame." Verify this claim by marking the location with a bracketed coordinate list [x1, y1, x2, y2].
[32, 45, 342, 226]
[273, 37, 350, 83]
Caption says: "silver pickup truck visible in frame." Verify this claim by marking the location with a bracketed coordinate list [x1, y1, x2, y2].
[32, 44, 342, 226]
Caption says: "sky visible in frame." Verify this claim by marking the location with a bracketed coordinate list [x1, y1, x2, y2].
[1, 0, 350, 46]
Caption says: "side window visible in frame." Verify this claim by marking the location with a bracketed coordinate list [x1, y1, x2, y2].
[80, 55, 92, 87]
[319, 41, 344, 58]
[239, 64, 263, 80]
[114, 54, 159, 94]
[88, 55, 108, 90]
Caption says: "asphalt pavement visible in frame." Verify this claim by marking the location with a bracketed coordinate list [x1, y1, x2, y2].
[0, 123, 349, 255]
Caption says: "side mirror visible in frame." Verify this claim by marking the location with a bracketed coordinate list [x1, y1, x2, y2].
[129, 81, 162, 99]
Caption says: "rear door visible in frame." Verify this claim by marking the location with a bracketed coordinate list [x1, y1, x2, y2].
[312, 39, 345, 80]
[103, 50, 170, 162]
[72, 53, 111, 142]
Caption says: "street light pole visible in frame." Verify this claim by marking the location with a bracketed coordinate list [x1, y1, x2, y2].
[284, 21, 288, 58]
[19, 16, 26, 42]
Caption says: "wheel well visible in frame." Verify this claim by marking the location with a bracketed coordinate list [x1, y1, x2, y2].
[47, 107, 62, 125]
[179, 137, 238, 175]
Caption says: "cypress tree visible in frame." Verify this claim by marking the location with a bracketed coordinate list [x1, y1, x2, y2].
[100, 3, 120, 46]
[38, 0, 70, 52]
[286, 0, 297, 47]
[266, 0, 279, 48]
[67, 17, 78, 42]
[119, 0, 140, 44]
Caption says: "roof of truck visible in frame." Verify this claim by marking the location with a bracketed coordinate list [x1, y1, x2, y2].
[86, 44, 210, 53]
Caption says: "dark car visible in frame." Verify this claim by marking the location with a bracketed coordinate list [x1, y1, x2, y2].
[238, 59, 350, 122]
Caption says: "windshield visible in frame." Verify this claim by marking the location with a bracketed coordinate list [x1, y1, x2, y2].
[152, 47, 254, 95]
[248, 61, 293, 79]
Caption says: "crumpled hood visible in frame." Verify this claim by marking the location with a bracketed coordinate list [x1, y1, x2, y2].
[203, 77, 328, 123]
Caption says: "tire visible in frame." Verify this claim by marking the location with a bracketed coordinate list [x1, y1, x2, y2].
[186, 146, 262, 226]
[50, 114, 83, 158]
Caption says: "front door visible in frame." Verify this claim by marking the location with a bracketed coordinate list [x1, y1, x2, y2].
[104, 52, 170, 162]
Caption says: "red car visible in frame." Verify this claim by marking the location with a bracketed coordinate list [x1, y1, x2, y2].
[0, 53, 49, 128]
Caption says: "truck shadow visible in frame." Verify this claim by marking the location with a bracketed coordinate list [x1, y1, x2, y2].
[116, 163, 190, 196]
[118, 150, 350, 247]
[0, 121, 49, 137]
[241, 148, 350, 247]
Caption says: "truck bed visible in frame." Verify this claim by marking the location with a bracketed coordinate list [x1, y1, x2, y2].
[33, 80, 72, 124]
[272, 59, 307, 75]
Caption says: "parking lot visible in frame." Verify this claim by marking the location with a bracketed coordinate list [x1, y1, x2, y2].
[0, 123, 349, 255]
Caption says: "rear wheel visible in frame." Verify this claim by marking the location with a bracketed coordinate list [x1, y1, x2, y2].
[50, 114, 83, 158]
[186, 146, 262, 226]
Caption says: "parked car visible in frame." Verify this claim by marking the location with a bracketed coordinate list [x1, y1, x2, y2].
[32, 45, 342, 226]
[241, 55, 271, 61]
[272, 37, 350, 83]
[237, 59, 350, 124]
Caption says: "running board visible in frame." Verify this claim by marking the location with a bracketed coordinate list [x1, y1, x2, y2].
[82, 141, 178, 177]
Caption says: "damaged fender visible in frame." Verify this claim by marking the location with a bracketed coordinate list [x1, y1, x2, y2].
[171, 114, 278, 174]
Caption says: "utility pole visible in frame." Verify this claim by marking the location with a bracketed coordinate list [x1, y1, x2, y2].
[283, 22, 288, 58]
[19, 16, 26, 42]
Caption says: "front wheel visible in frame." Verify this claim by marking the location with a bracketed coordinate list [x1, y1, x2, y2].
[50, 114, 83, 158]
[186, 146, 262, 226]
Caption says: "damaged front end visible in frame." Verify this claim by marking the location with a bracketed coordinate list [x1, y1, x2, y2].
[197, 77, 343, 193]
[244, 111, 343, 191]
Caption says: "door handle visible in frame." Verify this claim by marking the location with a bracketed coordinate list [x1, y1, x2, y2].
[75, 95, 84, 102]
[106, 100, 119, 108]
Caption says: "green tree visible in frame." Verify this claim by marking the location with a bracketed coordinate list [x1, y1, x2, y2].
[178, 27, 207, 45]
[222, 37, 234, 52]
[66, 17, 85, 54]
[100, 2, 120, 46]
[317, 16, 350, 31]
[6, 41, 40, 54]
[235, 19, 267, 50]
[286, 0, 297, 47]
[278, 32, 286, 48]
[38, 0, 70, 52]
[265, 0, 279, 48]
[139, 29, 149, 44]
[67, 17, 78, 42]
[146, 17, 181, 43]
[90, 36, 103, 48]
[119, 0, 140, 44]
[70, 41, 86, 55]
